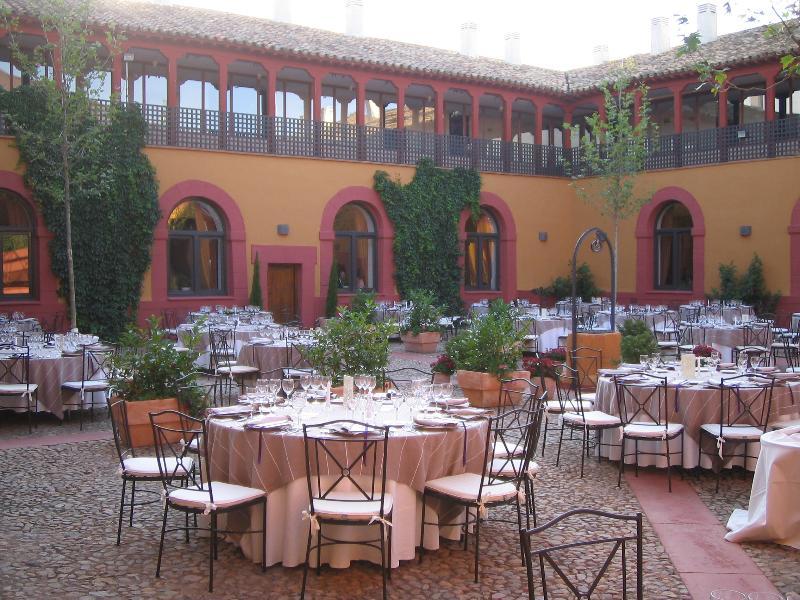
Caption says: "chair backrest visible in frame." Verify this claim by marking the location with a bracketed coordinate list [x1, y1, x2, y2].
[520, 509, 643, 599]
[490, 402, 546, 481]
[743, 322, 772, 348]
[150, 410, 206, 494]
[81, 343, 114, 383]
[208, 327, 235, 372]
[569, 347, 602, 391]
[554, 365, 587, 417]
[613, 373, 670, 427]
[289, 342, 314, 372]
[716, 374, 775, 431]
[302, 420, 390, 518]
[679, 305, 701, 323]
[382, 366, 433, 391]
[497, 377, 538, 413]
[109, 400, 134, 464]
[0, 343, 31, 388]
[679, 323, 703, 347]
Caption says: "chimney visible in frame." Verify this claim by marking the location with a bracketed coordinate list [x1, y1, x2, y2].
[697, 3, 718, 43]
[460, 22, 477, 57]
[274, 0, 292, 23]
[345, 0, 364, 37]
[650, 16, 669, 54]
[504, 32, 521, 64]
[592, 44, 609, 65]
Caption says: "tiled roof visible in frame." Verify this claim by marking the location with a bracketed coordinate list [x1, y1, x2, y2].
[5, 0, 797, 96]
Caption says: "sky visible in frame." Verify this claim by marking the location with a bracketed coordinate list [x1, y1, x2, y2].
[147, 0, 777, 70]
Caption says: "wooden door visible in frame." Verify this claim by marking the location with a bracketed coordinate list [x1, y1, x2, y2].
[267, 264, 299, 324]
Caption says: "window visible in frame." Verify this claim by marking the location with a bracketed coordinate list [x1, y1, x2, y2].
[333, 203, 376, 292]
[465, 210, 499, 290]
[0, 190, 34, 298]
[168, 199, 225, 295]
[654, 202, 693, 290]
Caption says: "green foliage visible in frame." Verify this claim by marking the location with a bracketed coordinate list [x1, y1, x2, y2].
[0, 85, 160, 340]
[445, 300, 526, 377]
[534, 262, 601, 301]
[619, 319, 658, 364]
[249, 254, 263, 308]
[110, 316, 207, 417]
[350, 289, 377, 318]
[325, 260, 339, 318]
[710, 255, 781, 316]
[402, 289, 444, 335]
[374, 158, 481, 314]
[305, 306, 396, 385]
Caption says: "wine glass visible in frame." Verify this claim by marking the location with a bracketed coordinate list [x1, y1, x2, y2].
[367, 375, 377, 396]
[300, 374, 312, 397]
[710, 592, 747, 600]
[281, 378, 295, 400]
[268, 378, 281, 404]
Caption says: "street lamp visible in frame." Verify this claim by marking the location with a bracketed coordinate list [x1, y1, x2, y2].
[123, 52, 134, 103]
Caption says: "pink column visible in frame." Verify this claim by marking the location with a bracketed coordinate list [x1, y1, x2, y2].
[718, 88, 728, 127]
[312, 75, 322, 122]
[111, 52, 122, 97]
[470, 94, 479, 138]
[396, 84, 405, 129]
[355, 78, 366, 127]
[434, 86, 445, 135]
[563, 108, 573, 149]
[502, 96, 512, 141]
[167, 53, 178, 108]
[265, 66, 277, 117]
[218, 61, 227, 113]
[534, 103, 543, 145]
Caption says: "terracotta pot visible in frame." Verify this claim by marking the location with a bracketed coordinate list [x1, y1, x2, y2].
[400, 331, 442, 354]
[432, 372, 452, 384]
[456, 369, 529, 408]
[123, 397, 182, 448]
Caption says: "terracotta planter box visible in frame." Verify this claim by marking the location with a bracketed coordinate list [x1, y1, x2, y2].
[401, 331, 441, 354]
[124, 397, 182, 448]
[432, 372, 452, 384]
[456, 369, 530, 408]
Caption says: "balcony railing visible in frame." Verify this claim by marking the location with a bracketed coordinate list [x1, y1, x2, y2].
[2, 101, 799, 177]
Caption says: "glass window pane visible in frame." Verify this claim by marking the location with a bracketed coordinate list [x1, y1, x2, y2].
[2, 233, 30, 295]
[334, 237, 352, 290]
[168, 237, 193, 292]
[481, 239, 497, 289]
[198, 238, 220, 290]
[465, 239, 478, 288]
[0, 193, 31, 228]
[678, 232, 693, 289]
[334, 204, 374, 233]
[355, 237, 375, 290]
[657, 234, 673, 287]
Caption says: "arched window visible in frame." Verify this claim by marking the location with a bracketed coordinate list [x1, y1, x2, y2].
[0, 189, 34, 298]
[465, 209, 499, 290]
[655, 202, 693, 290]
[334, 203, 376, 292]
[168, 199, 225, 295]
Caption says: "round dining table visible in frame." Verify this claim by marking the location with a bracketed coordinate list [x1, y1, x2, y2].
[236, 340, 313, 376]
[0, 352, 86, 419]
[594, 372, 800, 469]
[206, 403, 489, 568]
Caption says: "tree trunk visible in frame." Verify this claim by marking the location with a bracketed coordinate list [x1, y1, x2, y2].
[613, 220, 619, 308]
[61, 119, 77, 331]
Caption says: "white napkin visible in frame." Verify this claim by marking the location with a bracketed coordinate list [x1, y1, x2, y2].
[244, 414, 291, 430]
[413, 414, 460, 428]
[448, 407, 488, 417]
[431, 397, 469, 407]
[208, 405, 251, 417]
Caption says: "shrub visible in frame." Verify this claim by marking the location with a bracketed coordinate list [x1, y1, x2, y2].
[325, 260, 339, 318]
[350, 289, 377, 317]
[619, 318, 658, 364]
[249, 254, 263, 308]
[534, 262, 601, 301]
[710, 255, 780, 316]
[402, 289, 444, 335]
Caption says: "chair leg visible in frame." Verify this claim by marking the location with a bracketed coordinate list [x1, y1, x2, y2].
[473, 509, 481, 583]
[634, 439, 640, 478]
[540, 417, 549, 457]
[418, 491, 426, 563]
[155, 504, 169, 578]
[618, 436, 625, 488]
[185, 511, 190, 543]
[556, 424, 566, 467]
[666, 436, 672, 493]
[387, 524, 393, 580]
[579, 428, 587, 478]
[300, 529, 312, 600]
[129, 480, 136, 527]
[209, 513, 216, 593]
[379, 524, 388, 600]
[116, 478, 127, 546]
[316, 525, 321, 576]
[262, 499, 267, 573]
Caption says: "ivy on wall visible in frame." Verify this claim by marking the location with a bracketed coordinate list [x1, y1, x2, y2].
[374, 158, 481, 314]
[0, 85, 161, 340]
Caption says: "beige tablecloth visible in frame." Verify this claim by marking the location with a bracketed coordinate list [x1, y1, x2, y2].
[0, 354, 85, 419]
[236, 342, 311, 376]
[726, 425, 800, 548]
[595, 376, 800, 469]
[206, 407, 489, 567]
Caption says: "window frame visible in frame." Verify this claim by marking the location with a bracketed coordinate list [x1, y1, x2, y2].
[167, 200, 226, 297]
[0, 191, 35, 300]
[653, 202, 693, 291]
[465, 210, 500, 291]
[333, 203, 378, 294]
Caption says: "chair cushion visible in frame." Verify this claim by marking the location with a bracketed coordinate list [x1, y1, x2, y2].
[217, 365, 259, 375]
[61, 380, 109, 391]
[545, 399, 593, 413]
[283, 368, 313, 377]
[623, 422, 683, 439]
[786, 367, 800, 373]
[312, 491, 393, 521]
[425, 472, 518, 503]
[122, 456, 194, 478]
[168, 481, 265, 511]
[562, 411, 621, 427]
[657, 341, 678, 347]
[581, 392, 597, 402]
[490, 458, 541, 478]
[735, 346, 768, 353]
[0, 383, 38, 395]
[770, 418, 800, 430]
[700, 424, 764, 440]
[492, 439, 524, 459]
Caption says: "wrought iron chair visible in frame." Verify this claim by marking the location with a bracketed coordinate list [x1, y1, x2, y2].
[733, 321, 773, 365]
[650, 311, 679, 358]
[520, 509, 643, 599]
[210, 327, 258, 399]
[382, 366, 433, 391]
[770, 322, 800, 369]
[698, 373, 775, 492]
[109, 400, 194, 545]
[300, 420, 392, 600]
[678, 322, 704, 355]
[419, 407, 540, 582]
[284, 341, 315, 379]
[537, 362, 591, 459]
[150, 410, 267, 592]
[569, 346, 602, 403]
[0, 343, 38, 433]
[614, 373, 684, 492]
[555, 366, 622, 478]
[61, 342, 114, 430]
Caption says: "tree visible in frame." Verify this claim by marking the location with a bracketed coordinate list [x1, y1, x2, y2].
[249, 254, 263, 308]
[325, 259, 339, 318]
[567, 73, 653, 305]
[1, 0, 119, 330]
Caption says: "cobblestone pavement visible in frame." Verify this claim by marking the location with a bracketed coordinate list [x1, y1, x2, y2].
[0, 343, 790, 598]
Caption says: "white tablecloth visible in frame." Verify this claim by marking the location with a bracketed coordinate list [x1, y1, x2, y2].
[725, 425, 800, 548]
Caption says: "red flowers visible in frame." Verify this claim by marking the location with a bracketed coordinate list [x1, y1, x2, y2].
[692, 344, 714, 357]
[430, 354, 456, 375]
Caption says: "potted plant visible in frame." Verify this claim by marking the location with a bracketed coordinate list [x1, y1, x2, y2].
[400, 289, 444, 353]
[619, 319, 658, 364]
[523, 347, 566, 399]
[110, 316, 208, 447]
[430, 354, 455, 384]
[446, 300, 528, 407]
[692, 344, 714, 358]
[305, 305, 396, 387]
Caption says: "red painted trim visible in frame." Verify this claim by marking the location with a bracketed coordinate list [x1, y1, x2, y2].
[789, 198, 800, 298]
[459, 191, 518, 304]
[0, 171, 63, 322]
[635, 186, 705, 300]
[318, 186, 396, 317]
[251, 245, 317, 327]
[144, 180, 248, 322]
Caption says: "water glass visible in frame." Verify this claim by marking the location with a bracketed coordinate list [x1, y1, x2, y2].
[281, 378, 295, 399]
[710, 592, 747, 600]
[639, 354, 649, 366]
[747, 594, 784, 600]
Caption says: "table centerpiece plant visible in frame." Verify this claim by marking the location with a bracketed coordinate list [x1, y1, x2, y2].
[445, 299, 528, 407]
[109, 316, 208, 447]
[619, 318, 658, 364]
[400, 289, 444, 353]
[430, 353, 456, 384]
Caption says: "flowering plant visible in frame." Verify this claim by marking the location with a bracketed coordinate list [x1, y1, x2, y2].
[692, 344, 714, 358]
[544, 347, 567, 362]
[523, 356, 560, 380]
[430, 354, 456, 375]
